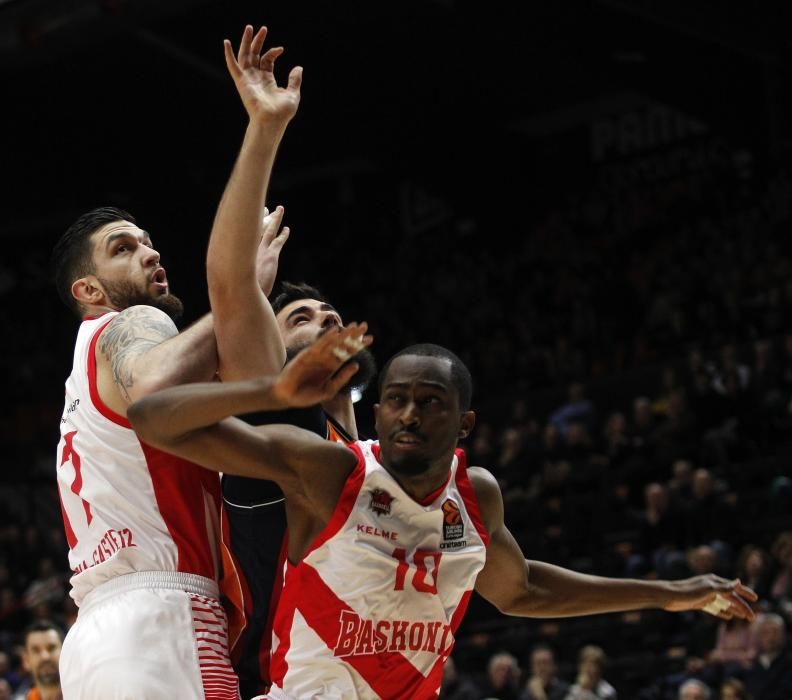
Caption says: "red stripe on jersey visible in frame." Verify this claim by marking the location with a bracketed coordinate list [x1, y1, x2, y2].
[269, 562, 298, 686]
[453, 450, 490, 546]
[86, 318, 132, 428]
[301, 443, 366, 559]
[219, 503, 251, 661]
[421, 589, 474, 696]
[271, 450, 365, 686]
[57, 488, 78, 549]
[416, 473, 451, 506]
[287, 563, 430, 698]
[139, 440, 220, 580]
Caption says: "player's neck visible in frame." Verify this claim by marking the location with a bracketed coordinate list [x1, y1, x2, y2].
[321, 394, 356, 438]
[36, 684, 63, 700]
[383, 462, 451, 504]
[81, 301, 117, 319]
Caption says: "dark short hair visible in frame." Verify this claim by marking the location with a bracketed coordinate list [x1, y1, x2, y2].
[52, 206, 136, 317]
[23, 619, 64, 646]
[378, 343, 473, 411]
[271, 281, 331, 315]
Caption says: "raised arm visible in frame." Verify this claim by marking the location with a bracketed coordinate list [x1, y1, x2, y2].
[470, 468, 757, 621]
[207, 25, 302, 381]
[96, 305, 217, 415]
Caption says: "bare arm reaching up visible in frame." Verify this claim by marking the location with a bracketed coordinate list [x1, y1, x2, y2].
[207, 25, 302, 381]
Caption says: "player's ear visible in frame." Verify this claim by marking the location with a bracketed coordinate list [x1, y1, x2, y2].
[72, 275, 106, 308]
[458, 410, 476, 440]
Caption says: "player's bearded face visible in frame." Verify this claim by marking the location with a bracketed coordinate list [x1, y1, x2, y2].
[97, 276, 184, 323]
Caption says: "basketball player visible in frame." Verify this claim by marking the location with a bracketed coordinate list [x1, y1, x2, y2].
[199, 26, 374, 695]
[220, 279, 376, 698]
[127, 331, 758, 700]
[52, 24, 301, 699]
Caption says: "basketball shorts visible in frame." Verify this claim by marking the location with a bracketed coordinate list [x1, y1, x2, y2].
[60, 571, 240, 699]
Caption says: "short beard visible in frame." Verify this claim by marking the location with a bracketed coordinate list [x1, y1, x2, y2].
[388, 453, 433, 477]
[34, 661, 60, 687]
[98, 277, 184, 323]
[286, 341, 377, 396]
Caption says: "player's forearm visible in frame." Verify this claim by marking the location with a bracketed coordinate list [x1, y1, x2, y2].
[207, 122, 285, 296]
[131, 314, 218, 396]
[506, 560, 675, 618]
[128, 375, 286, 444]
[206, 123, 287, 379]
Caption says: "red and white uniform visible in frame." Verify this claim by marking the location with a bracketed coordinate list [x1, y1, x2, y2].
[267, 440, 489, 700]
[57, 313, 222, 604]
[56, 314, 238, 699]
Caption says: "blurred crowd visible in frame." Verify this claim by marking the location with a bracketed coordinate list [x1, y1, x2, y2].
[2, 144, 792, 698]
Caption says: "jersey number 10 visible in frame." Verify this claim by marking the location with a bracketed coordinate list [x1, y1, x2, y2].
[391, 548, 442, 594]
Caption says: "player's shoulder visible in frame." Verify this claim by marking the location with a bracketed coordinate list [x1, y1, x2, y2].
[466, 465, 500, 491]
[102, 305, 178, 343]
[465, 465, 503, 531]
[113, 304, 177, 326]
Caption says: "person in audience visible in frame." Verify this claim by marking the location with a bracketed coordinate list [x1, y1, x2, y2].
[741, 613, 792, 700]
[521, 644, 570, 700]
[679, 678, 711, 700]
[564, 645, 617, 699]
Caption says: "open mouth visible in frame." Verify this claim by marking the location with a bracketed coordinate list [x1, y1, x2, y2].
[151, 267, 168, 290]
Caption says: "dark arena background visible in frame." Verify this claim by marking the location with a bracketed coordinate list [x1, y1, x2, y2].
[2, 1, 792, 698]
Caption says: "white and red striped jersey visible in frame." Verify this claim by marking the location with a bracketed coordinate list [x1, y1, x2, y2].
[268, 440, 490, 700]
[56, 314, 222, 606]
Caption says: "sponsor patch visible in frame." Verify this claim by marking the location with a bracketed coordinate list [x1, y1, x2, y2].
[369, 488, 394, 516]
[441, 498, 464, 541]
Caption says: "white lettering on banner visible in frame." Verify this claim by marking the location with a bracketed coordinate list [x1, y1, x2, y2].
[591, 104, 708, 162]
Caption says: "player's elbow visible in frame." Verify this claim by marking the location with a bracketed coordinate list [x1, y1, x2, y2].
[478, 583, 532, 617]
[493, 591, 533, 617]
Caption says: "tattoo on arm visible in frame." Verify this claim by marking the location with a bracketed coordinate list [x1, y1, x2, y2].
[98, 307, 178, 401]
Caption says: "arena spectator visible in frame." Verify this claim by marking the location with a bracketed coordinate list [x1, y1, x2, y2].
[482, 651, 523, 700]
[679, 678, 712, 700]
[719, 678, 750, 700]
[564, 645, 617, 700]
[439, 655, 482, 700]
[521, 644, 570, 700]
[740, 613, 792, 700]
[13, 620, 62, 700]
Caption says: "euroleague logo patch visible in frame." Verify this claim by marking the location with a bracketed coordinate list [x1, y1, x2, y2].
[441, 499, 464, 542]
[369, 488, 394, 516]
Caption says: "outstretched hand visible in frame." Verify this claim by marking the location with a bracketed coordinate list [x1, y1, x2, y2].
[256, 205, 290, 296]
[224, 25, 302, 128]
[663, 575, 758, 621]
[272, 323, 373, 407]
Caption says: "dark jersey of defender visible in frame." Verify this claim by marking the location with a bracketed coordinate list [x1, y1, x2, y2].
[220, 405, 354, 700]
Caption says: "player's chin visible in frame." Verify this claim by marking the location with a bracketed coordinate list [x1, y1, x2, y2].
[389, 451, 432, 476]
